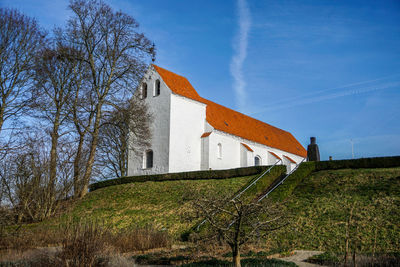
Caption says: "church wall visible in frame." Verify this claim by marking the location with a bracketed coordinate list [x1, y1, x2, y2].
[127, 67, 171, 175]
[208, 131, 242, 170]
[169, 94, 206, 172]
[200, 136, 209, 170]
[207, 129, 305, 172]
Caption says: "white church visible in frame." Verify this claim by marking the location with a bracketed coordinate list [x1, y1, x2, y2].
[127, 65, 307, 176]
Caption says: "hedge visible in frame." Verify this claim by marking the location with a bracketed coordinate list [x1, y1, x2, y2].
[89, 165, 273, 191]
[315, 155, 400, 170]
[90, 155, 400, 192]
[268, 155, 400, 201]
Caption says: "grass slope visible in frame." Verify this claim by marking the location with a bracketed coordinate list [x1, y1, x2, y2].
[266, 167, 400, 253]
[58, 175, 257, 236]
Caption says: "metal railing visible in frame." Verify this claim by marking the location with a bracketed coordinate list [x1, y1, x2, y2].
[196, 160, 281, 230]
[257, 158, 305, 202]
[225, 159, 306, 229]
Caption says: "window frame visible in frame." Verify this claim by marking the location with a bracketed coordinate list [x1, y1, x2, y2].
[142, 83, 147, 99]
[217, 143, 222, 159]
[154, 79, 161, 96]
[143, 149, 153, 169]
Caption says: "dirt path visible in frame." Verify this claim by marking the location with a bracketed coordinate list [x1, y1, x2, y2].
[275, 250, 326, 267]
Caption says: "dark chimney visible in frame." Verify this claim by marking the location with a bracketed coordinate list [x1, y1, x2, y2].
[307, 137, 320, 161]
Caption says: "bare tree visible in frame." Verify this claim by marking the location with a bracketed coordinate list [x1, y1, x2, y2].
[0, 133, 73, 223]
[96, 97, 151, 179]
[66, 0, 155, 198]
[192, 196, 289, 267]
[0, 8, 44, 133]
[31, 32, 83, 203]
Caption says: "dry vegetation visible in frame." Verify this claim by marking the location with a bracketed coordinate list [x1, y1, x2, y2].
[0, 220, 170, 266]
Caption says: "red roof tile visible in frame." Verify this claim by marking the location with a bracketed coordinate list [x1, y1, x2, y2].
[152, 64, 307, 158]
[201, 132, 212, 138]
[241, 143, 254, 152]
[284, 155, 296, 164]
[269, 151, 282, 160]
[152, 65, 204, 103]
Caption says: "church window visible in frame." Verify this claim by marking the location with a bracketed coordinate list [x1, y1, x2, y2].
[155, 79, 161, 96]
[144, 150, 153, 168]
[142, 83, 147, 99]
[254, 155, 261, 166]
[217, 143, 222, 159]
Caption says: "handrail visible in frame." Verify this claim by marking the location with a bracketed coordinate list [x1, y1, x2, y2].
[225, 158, 306, 229]
[257, 158, 305, 202]
[232, 159, 281, 200]
[196, 160, 281, 230]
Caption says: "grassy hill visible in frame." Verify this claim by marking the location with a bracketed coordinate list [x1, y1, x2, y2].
[57, 174, 257, 236]
[24, 165, 400, 255]
[267, 167, 400, 253]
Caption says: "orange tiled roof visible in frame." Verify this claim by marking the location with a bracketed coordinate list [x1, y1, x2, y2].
[201, 132, 212, 138]
[284, 155, 296, 164]
[152, 65, 204, 103]
[241, 143, 254, 152]
[152, 64, 307, 158]
[269, 151, 282, 160]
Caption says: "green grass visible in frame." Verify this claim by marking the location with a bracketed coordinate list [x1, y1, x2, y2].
[266, 167, 400, 253]
[56, 174, 257, 236]
[15, 164, 400, 257]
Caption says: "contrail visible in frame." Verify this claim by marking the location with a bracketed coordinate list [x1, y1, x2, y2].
[230, 0, 251, 111]
[250, 81, 400, 114]
[262, 73, 400, 108]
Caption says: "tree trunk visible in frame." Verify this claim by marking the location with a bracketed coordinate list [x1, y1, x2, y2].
[78, 107, 102, 198]
[0, 104, 4, 133]
[232, 244, 241, 267]
[120, 130, 127, 177]
[49, 113, 60, 197]
[73, 132, 84, 198]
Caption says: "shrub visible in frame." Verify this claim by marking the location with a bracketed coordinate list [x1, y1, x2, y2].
[58, 220, 109, 267]
[315, 156, 400, 170]
[0, 225, 60, 251]
[111, 227, 170, 253]
[90, 165, 272, 191]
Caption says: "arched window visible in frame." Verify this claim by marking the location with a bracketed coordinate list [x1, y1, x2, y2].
[254, 155, 261, 166]
[142, 83, 147, 99]
[143, 150, 153, 168]
[217, 143, 222, 159]
[155, 79, 160, 96]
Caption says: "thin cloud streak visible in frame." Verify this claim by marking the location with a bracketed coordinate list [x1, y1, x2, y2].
[230, 0, 251, 111]
[262, 73, 400, 108]
[250, 81, 400, 114]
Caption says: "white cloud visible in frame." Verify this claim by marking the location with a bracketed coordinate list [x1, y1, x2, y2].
[230, 0, 251, 111]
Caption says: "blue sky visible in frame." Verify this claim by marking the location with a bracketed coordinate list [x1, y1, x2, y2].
[2, 0, 400, 160]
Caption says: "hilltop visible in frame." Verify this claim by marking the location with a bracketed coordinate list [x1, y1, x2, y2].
[57, 164, 399, 253]
[2, 158, 399, 266]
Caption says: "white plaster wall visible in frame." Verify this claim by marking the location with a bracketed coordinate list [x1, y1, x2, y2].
[200, 137, 209, 170]
[206, 129, 305, 171]
[127, 67, 171, 175]
[240, 145, 248, 167]
[168, 94, 206, 172]
[208, 131, 242, 170]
